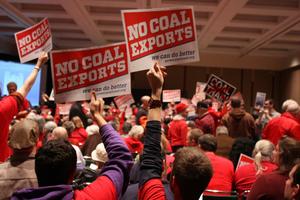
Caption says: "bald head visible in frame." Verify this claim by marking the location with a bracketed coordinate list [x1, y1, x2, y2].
[51, 127, 68, 140]
[141, 95, 150, 108]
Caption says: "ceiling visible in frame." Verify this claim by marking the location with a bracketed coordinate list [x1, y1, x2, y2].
[0, 0, 300, 70]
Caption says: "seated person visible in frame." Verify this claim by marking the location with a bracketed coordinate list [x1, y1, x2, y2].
[198, 134, 234, 192]
[284, 163, 300, 200]
[11, 92, 133, 200]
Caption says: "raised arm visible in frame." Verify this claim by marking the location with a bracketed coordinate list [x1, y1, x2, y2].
[18, 51, 48, 98]
[77, 92, 133, 199]
[139, 64, 167, 200]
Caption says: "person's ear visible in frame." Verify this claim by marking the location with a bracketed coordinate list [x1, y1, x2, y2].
[292, 184, 300, 199]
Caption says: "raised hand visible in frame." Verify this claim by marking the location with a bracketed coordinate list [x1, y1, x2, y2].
[146, 63, 167, 98]
[90, 91, 104, 115]
[36, 51, 48, 68]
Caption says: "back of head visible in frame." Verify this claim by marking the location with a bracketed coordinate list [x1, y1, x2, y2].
[69, 102, 88, 128]
[282, 99, 300, 115]
[86, 124, 99, 136]
[43, 121, 57, 135]
[62, 121, 75, 135]
[72, 116, 84, 129]
[9, 119, 39, 150]
[128, 125, 144, 139]
[198, 134, 217, 152]
[253, 140, 275, 174]
[172, 147, 213, 200]
[141, 96, 150, 107]
[35, 139, 76, 186]
[188, 128, 203, 146]
[278, 136, 300, 173]
[216, 126, 229, 136]
[231, 97, 241, 109]
[197, 100, 211, 110]
[51, 127, 68, 140]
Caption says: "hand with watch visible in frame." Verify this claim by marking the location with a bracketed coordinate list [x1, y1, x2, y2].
[146, 63, 167, 110]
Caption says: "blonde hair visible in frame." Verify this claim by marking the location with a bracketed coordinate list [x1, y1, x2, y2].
[72, 116, 84, 129]
[253, 140, 275, 175]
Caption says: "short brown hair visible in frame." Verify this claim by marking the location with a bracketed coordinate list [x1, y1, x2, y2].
[188, 128, 203, 144]
[172, 147, 212, 200]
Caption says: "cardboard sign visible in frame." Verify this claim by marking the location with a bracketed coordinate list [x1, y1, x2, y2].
[122, 7, 199, 72]
[114, 94, 135, 109]
[255, 92, 267, 108]
[236, 153, 254, 171]
[15, 18, 52, 63]
[191, 82, 206, 105]
[163, 89, 181, 102]
[57, 103, 72, 115]
[50, 42, 131, 103]
[204, 74, 236, 103]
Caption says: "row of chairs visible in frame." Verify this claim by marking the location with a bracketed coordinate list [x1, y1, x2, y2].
[202, 189, 250, 200]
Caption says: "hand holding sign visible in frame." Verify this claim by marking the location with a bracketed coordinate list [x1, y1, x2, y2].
[36, 51, 48, 69]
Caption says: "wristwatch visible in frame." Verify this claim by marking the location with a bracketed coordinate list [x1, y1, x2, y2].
[149, 97, 162, 109]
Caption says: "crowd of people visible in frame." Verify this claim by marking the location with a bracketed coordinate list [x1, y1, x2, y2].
[0, 52, 299, 200]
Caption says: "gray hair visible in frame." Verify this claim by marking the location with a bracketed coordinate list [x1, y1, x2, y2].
[216, 126, 228, 135]
[282, 99, 300, 114]
[86, 124, 99, 136]
[43, 121, 57, 134]
[128, 125, 144, 139]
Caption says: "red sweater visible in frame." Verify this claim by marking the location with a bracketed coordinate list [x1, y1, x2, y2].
[262, 112, 300, 145]
[234, 161, 277, 194]
[167, 115, 188, 147]
[205, 152, 234, 191]
[124, 137, 144, 154]
[69, 127, 88, 147]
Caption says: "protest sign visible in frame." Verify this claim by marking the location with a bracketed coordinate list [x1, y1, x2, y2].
[122, 7, 199, 72]
[15, 18, 52, 63]
[57, 103, 72, 115]
[114, 94, 135, 117]
[51, 42, 131, 103]
[191, 82, 206, 105]
[255, 92, 267, 108]
[163, 89, 181, 102]
[236, 153, 254, 171]
[204, 74, 236, 103]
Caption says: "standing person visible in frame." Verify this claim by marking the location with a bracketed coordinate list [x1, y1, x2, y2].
[256, 99, 280, 129]
[138, 63, 213, 200]
[69, 116, 88, 147]
[12, 92, 133, 200]
[0, 119, 39, 199]
[168, 102, 189, 152]
[247, 137, 300, 200]
[215, 126, 235, 158]
[0, 52, 48, 162]
[194, 100, 216, 134]
[262, 99, 300, 145]
[221, 97, 256, 139]
[234, 140, 277, 196]
[135, 96, 150, 126]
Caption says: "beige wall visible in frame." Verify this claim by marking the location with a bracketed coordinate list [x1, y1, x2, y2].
[131, 65, 280, 111]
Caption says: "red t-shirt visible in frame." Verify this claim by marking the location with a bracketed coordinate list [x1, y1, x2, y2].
[138, 178, 166, 200]
[205, 152, 234, 191]
[69, 127, 88, 147]
[234, 161, 278, 194]
[0, 95, 20, 162]
[124, 137, 144, 154]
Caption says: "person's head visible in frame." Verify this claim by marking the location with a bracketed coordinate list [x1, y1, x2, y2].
[49, 127, 68, 141]
[128, 125, 144, 140]
[175, 103, 188, 117]
[196, 100, 210, 115]
[7, 82, 17, 94]
[284, 163, 300, 200]
[86, 124, 99, 136]
[252, 140, 275, 175]
[198, 134, 217, 152]
[141, 96, 150, 108]
[35, 139, 76, 186]
[274, 136, 300, 174]
[43, 121, 57, 135]
[282, 99, 300, 116]
[122, 122, 132, 134]
[62, 121, 75, 136]
[26, 112, 45, 135]
[187, 128, 203, 147]
[69, 101, 88, 128]
[171, 147, 213, 200]
[264, 99, 274, 110]
[216, 126, 229, 136]
[91, 143, 108, 168]
[230, 97, 241, 109]
[72, 116, 84, 129]
[8, 119, 39, 153]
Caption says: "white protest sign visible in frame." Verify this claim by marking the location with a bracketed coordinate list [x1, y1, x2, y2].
[163, 89, 181, 102]
[122, 7, 199, 72]
[15, 18, 52, 63]
[50, 42, 131, 103]
[114, 94, 135, 118]
[255, 92, 267, 108]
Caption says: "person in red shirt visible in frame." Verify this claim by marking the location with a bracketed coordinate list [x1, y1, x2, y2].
[167, 102, 188, 152]
[195, 100, 216, 135]
[234, 139, 277, 196]
[262, 99, 300, 145]
[69, 116, 88, 147]
[0, 52, 48, 162]
[138, 64, 213, 200]
[124, 125, 144, 154]
[198, 134, 234, 192]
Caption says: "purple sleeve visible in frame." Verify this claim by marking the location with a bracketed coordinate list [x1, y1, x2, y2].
[99, 124, 133, 199]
